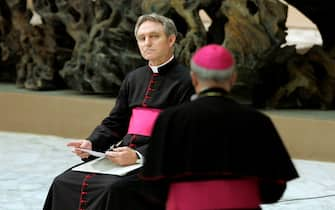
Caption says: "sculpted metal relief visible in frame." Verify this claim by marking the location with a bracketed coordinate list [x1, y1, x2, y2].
[0, 0, 334, 109]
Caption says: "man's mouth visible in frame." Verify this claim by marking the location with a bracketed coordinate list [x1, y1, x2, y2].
[144, 49, 155, 53]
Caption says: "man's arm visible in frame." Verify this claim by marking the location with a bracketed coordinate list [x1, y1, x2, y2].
[88, 78, 131, 151]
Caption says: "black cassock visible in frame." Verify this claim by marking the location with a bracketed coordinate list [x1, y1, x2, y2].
[43, 58, 194, 210]
[142, 88, 299, 207]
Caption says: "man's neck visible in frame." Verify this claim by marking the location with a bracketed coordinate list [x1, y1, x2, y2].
[196, 82, 230, 94]
[148, 48, 174, 65]
[149, 55, 174, 73]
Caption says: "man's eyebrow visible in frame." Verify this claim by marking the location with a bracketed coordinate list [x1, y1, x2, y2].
[136, 31, 162, 38]
[138, 30, 161, 35]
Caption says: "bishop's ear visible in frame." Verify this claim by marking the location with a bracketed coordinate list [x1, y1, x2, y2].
[190, 71, 198, 88]
[230, 72, 238, 87]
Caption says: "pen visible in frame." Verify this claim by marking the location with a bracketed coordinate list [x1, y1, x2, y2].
[108, 140, 123, 151]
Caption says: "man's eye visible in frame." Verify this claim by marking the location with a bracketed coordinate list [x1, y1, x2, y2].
[137, 37, 145, 41]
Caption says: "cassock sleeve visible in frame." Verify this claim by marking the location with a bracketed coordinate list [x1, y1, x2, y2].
[259, 179, 287, 203]
[87, 78, 131, 151]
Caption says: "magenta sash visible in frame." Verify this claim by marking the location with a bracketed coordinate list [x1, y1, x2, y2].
[127, 107, 162, 136]
[167, 179, 260, 210]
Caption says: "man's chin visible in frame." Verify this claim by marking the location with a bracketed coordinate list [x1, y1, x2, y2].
[144, 56, 156, 62]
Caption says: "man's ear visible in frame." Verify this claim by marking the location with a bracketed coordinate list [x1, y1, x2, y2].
[190, 71, 198, 88]
[168, 35, 176, 47]
[230, 72, 238, 86]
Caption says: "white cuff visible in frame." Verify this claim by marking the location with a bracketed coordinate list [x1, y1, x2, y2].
[135, 151, 144, 164]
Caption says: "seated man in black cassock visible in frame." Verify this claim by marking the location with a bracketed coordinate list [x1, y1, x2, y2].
[141, 44, 299, 210]
[43, 13, 194, 210]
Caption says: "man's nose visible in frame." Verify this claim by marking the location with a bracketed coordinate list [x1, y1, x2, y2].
[144, 37, 152, 46]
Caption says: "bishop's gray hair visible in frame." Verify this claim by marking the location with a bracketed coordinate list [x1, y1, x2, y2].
[190, 59, 235, 82]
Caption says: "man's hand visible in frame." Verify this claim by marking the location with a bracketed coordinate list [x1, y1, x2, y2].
[67, 140, 92, 159]
[105, 146, 138, 166]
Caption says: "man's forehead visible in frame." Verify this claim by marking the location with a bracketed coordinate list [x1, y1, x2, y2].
[137, 21, 164, 35]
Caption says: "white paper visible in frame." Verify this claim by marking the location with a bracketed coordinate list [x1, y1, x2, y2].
[77, 148, 106, 157]
[72, 157, 143, 176]
[72, 147, 106, 157]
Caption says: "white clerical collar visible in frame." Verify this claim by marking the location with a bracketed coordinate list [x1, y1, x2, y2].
[149, 56, 174, 73]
